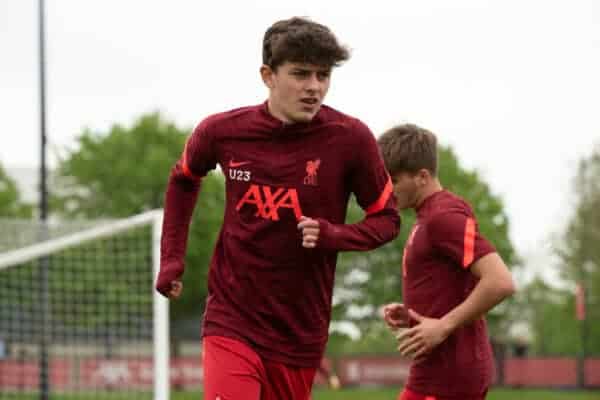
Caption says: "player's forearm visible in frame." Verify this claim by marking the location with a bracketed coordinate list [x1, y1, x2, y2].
[156, 168, 201, 295]
[441, 274, 514, 334]
[316, 209, 400, 251]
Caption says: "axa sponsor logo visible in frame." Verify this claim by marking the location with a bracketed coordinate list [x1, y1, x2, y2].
[236, 184, 303, 221]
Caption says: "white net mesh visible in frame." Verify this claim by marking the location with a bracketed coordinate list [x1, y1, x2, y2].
[0, 211, 167, 399]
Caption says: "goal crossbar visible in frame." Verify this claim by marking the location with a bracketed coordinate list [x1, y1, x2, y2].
[0, 209, 170, 400]
[0, 209, 162, 271]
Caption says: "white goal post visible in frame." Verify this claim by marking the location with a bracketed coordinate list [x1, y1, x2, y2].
[0, 210, 169, 400]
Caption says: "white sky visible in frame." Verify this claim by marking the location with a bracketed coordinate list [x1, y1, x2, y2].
[1, 0, 599, 283]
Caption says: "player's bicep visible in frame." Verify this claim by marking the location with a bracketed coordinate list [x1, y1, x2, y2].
[428, 212, 495, 269]
[470, 252, 509, 280]
[470, 252, 516, 298]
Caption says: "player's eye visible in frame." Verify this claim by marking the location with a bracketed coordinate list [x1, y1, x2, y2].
[292, 70, 309, 77]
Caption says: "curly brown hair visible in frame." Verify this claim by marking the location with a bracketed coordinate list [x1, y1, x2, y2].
[262, 17, 350, 70]
[377, 124, 438, 177]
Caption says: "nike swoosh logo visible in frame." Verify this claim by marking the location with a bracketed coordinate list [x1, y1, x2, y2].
[229, 160, 252, 168]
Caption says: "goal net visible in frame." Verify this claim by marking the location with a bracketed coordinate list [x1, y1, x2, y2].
[0, 210, 169, 400]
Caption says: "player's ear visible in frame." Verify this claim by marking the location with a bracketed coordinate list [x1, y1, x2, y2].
[260, 64, 275, 89]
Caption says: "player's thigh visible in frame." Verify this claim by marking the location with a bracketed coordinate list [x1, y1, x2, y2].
[262, 359, 316, 400]
[398, 388, 430, 400]
[203, 335, 266, 400]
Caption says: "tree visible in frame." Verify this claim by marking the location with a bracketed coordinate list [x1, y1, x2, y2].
[506, 277, 579, 356]
[55, 113, 187, 217]
[0, 164, 33, 218]
[554, 144, 600, 355]
[328, 145, 517, 354]
[53, 112, 225, 325]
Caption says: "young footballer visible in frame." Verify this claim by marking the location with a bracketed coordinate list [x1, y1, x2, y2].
[156, 17, 400, 400]
[378, 124, 515, 400]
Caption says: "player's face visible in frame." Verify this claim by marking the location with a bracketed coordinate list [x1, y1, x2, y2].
[261, 62, 331, 123]
[391, 172, 420, 210]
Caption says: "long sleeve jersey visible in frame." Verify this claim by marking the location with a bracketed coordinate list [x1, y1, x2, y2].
[156, 102, 400, 367]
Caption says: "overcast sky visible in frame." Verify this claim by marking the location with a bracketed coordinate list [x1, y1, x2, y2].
[1, 0, 599, 283]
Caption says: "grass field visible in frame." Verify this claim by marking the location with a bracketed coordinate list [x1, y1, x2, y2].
[5, 388, 599, 399]
[308, 388, 600, 400]
[171, 388, 600, 400]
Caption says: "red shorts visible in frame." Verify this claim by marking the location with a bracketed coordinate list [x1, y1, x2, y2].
[202, 335, 317, 400]
[399, 388, 488, 400]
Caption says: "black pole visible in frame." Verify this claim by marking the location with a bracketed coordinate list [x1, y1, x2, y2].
[39, 0, 47, 220]
[38, 0, 50, 399]
[579, 280, 588, 389]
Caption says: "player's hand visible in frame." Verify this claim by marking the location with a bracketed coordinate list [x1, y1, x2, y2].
[297, 216, 320, 248]
[396, 309, 450, 361]
[167, 280, 183, 299]
[328, 375, 341, 390]
[381, 303, 410, 330]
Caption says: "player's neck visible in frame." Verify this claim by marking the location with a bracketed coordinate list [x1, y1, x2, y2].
[266, 99, 293, 125]
[415, 179, 443, 208]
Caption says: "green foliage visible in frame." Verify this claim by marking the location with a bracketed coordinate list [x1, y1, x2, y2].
[506, 278, 580, 355]
[49, 228, 154, 331]
[482, 145, 600, 358]
[0, 228, 154, 337]
[53, 112, 225, 326]
[0, 164, 33, 217]
[54, 112, 187, 217]
[554, 144, 600, 355]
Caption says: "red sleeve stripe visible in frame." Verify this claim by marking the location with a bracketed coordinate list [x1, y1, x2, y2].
[462, 217, 476, 268]
[366, 176, 393, 215]
[182, 139, 200, 180]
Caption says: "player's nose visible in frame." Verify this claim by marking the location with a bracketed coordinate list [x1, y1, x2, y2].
[305, 73, 322, 93]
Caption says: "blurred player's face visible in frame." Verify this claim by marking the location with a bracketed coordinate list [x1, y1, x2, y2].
[261, 62, 331, 123]
[392, 171, 424, 210]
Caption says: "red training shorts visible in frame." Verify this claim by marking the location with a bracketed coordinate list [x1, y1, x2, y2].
[399, 387, 488, 400]
[203, 335, 317, 400]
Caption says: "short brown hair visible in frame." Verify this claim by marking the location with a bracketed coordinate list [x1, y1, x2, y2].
[377, 124, 438, 176]
[262, 17, 350, 70]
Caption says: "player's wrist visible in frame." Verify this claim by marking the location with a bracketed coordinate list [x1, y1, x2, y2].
[314, 218, 337, 249]
[440, 315, 458, 337]
[155, 261, 184, 296]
